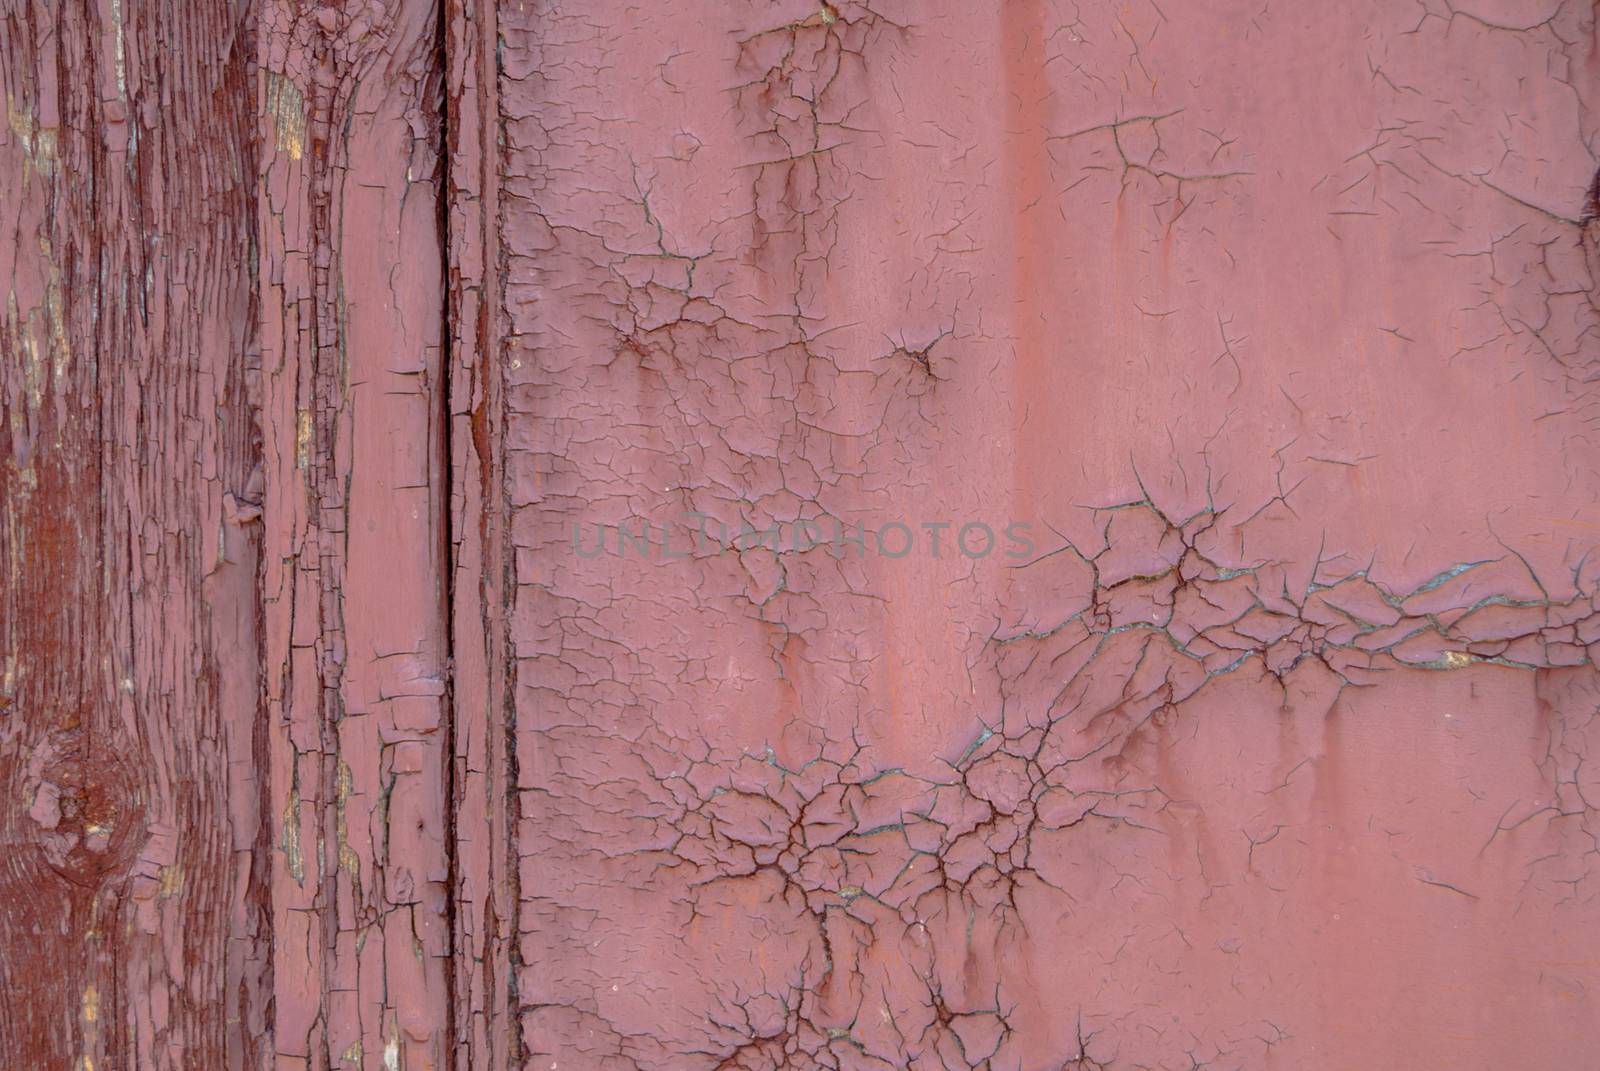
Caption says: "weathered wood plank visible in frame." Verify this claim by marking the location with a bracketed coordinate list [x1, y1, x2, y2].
[7, 1, 1600, 1069]
[257, 2, 452, 1068]
[443, 1, 515, 1069]
[0, 2, 266, 1067]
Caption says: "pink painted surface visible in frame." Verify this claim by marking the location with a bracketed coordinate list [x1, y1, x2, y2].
[2, 1, 1599, 1069]
[502, 1, 1600, 1068]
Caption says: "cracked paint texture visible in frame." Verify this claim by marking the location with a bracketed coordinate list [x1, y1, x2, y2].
[501, 1, 1600, 1068]
[3, 1, 1600, 1070]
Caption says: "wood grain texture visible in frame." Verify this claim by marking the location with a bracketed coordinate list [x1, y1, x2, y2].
[258, 2, 451, 1068]
[3, 1, 463, 1067]
[6, 2, 1600, 1070]
[443, 1, 516, 1069]
[1, 1, 266, 1068]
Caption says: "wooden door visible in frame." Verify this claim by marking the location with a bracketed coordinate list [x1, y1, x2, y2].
[4, 2, 1599, 1069]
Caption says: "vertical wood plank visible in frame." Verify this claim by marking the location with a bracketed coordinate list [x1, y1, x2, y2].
[257, 1, 452, 1068]
[0, 1, 267, 1068]
[443, 0, 515, 1068]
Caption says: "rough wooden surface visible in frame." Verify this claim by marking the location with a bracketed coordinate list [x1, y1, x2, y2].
[1, 2, 266, 1066]
[4, 1, 1600, 1069]
[259, 2, 453, 1068]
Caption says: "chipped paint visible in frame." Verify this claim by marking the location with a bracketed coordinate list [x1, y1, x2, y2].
[266, 72, 306, 160]
[4, 2, 1600, 1070]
